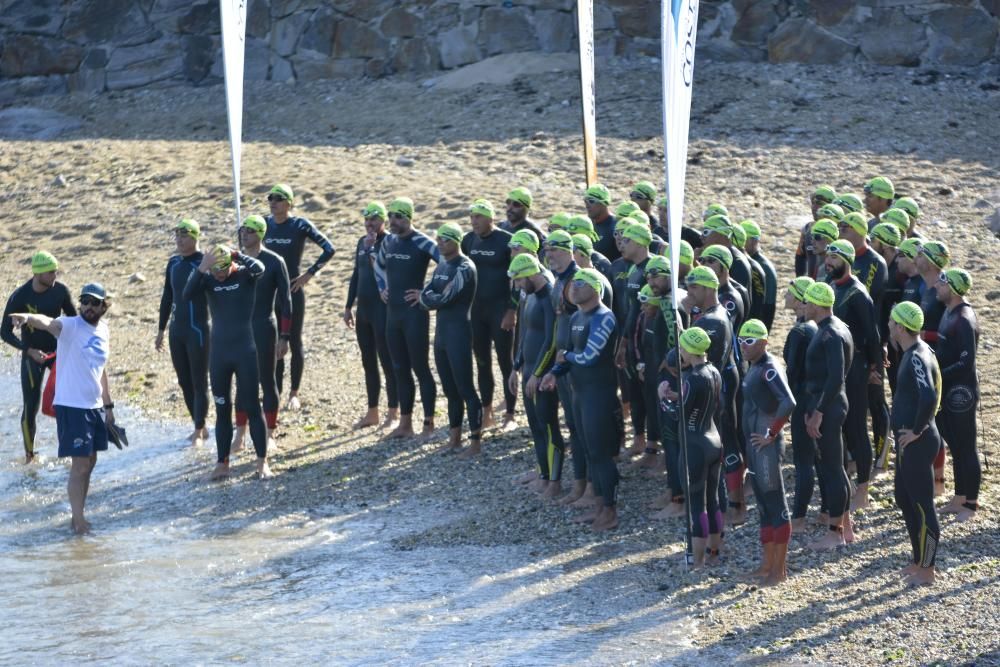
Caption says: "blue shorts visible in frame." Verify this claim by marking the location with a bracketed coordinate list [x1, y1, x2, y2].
[55, 406, 109, 458]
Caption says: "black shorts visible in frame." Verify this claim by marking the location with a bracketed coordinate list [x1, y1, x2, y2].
[56, 406, 109, 457]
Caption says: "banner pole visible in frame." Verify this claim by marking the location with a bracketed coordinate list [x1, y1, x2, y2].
[577, 0, 597, 186]
[219, 0, 247, 241]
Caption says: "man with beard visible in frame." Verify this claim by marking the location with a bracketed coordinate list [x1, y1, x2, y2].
[500, 186, 546, 244]
[584, 184, 619, 262]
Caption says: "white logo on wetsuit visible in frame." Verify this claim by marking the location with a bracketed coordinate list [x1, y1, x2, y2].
[765, 368, 778, 382]
[384, 253, 412, 260]
[214, 395, 227, 405]
[266, 238, 293, 245]
[214, 284, 240, 292]
[724, 300, 737, 312]
[470, 249, 496, 257]
[911, 354, 929, 389]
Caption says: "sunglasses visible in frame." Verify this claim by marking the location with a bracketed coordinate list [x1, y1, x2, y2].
[811, 234, 831, 242]
[571, 279, 593, 288]
[646, 269, 669, 277]
[863, 185, 874, 195]
[388, 212, 408, 220]
[937, 273, 950, 285]
[630, 191, 649, 201]
[80, 296, 104, 307]
[267, 195, 288, 202]
[737, 337, 760, 346]
[584, 197, 603, 205]
[506, 199, 525, 208]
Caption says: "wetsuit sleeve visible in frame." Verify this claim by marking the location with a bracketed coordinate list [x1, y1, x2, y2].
[420, 263, 474, 310]
[158, 260, 173, 332]
[302, 219, 335, 275]
[182, 268, 209, 301]
[276, 257, 293, 338]
[764, 362, 796, 433]
[816, 329, 846, 413]
[374, 240, 388, 293]
[909, 351, 939, 434]
[860, 294, 881, 368]
[531, 295, 557, 378]
[61, 285, 77, 316]
[233, 252, 265, 279]
[940, 314, 976, 381]
[784, 328, 804, 390]
[414, 233, 441, 264]
[1, 289, 25, 351]
[345, 240, 361, 310]
[566, 310, 617, 367]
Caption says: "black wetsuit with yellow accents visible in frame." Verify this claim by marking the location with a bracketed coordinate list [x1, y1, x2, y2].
[893, 339, 943, 569]
[1, 279, 76, 458]
[853, 244, 890, 469]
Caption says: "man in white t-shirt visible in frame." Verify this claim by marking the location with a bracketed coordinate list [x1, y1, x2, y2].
[10, 283, 115, 535]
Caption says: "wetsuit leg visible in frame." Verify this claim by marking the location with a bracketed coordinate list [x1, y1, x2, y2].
[356, 312, 382, 409]
[236, 351, 267, 457]
[843, 358, 873, 485]
[521, 387, 549, 479]
[886, 343, 900, 394]
[868, 379, 890, 468]
[662, 426, 682, 499]
[894, 428, 941, 567]
[372, 303, 398, 410]
[488, 307, 516, 414]
[277, 289, 305, 394]
[402, 308, 436, 422]
[576, 388, 620, 506]
[168, 332, 197, 426]
[386, 308, 415, 415]
[752, 436, 791, 536]
[190, 336, 210, 430]
[719, 367, 744, 496]
[706, 448, 724, 536]
[537, 389, 565, 480]
[446, 327, 482, 435]
[19, 354, 48, 458]
[435, 340, 463, 429]
[939, 388, 981, 504]
[629, 374, 647, 438]
[790, 403, 816, 519]
[685, 437, 709, 538]
[557, 376, 585, 482]
[210, 358, 237, 462]
[817, 402, 850, 520]
[256, 322, 279, 428]
[470, 308, 496, 410]
[642, 375, 660, 447]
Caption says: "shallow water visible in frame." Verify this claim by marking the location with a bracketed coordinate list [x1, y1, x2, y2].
[0, 368, 694, 665]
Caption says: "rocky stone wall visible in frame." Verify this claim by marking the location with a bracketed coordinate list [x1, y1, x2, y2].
[1, 0, 998, 102]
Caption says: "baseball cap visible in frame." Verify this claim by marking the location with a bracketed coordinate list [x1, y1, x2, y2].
[80, 282, 113, 301]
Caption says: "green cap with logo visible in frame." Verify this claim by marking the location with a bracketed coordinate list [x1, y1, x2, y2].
[740, 220, 761, 240]
[865, 176, 895, 200]
[241, 214, 267, 237]
[638, 284, 662, 307]
[943, 268, 972, 296]
[703, 203, 728, 221]
[632, 181, 657, 201]
[572, 268, 604, 296]
[548, 211, 572, 231]
[700, 244, 733, 270]
[436, 222, 464, 245]
[827, 239, 856, 265]
[571, 234, 594, 255]
[871, 222, 902, 248]
[841, 211, 868, 237]
[211, 244, 233, 270]
[880, 208, 910, 233]
[174, 218, 201, 238]
[622, 222, 652, 247]
[812, 185, 837, 204]
[811, 219, 839, 243]
[730, 224, 747, 249]
[361, 201, 388, 221]
[891, 301, 924, 332]
[834, 193, 864, 214]
[679, 327, 712, 355]
[645, 255, 671, 276]
[584, 183, 611, 205]
[703, 214, 734, 238]
[507, 187, 533, 208]
[804, 281, 835, 308]
[739, 318, 769, 340]
[666, 240, 695, 267]
[509, 229, 540, 253]
[388, 197, 415, 219]
[469, 198, 495, 219]
[921, 240, 950, 269]
[686, 265, 720, 289]
[629, 209, 650, 227]
[508, 253, 542, 279]
[892, 196, 920, 220]
[789, 276, 814, 302]
[566, 215, 599, 241]
[898, 238, 922, 260]
[817, 203, 845, 222]
[31, 250, 58, 274]
[615, 201, 642, 219]
[269, 183, 293, 202]
[546, 230, 574, 252]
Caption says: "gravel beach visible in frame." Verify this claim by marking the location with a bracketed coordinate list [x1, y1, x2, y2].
[1, 55, 998, 665]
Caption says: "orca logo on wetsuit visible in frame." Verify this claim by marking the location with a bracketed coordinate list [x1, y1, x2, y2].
[384, 253, 412, 260]
[213, 284, 240, 292]
[266, 238, 293, 245]
[470, 249, 496, 257]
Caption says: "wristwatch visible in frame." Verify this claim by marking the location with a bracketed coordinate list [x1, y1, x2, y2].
[104, 402, 115, 410]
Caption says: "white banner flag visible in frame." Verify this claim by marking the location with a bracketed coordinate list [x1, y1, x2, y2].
[577, 0, 597, 186]
[220, 0, 247, 230]
[661, 0, 700, 306]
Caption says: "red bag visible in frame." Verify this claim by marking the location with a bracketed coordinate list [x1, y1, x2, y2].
[41, 360, 56, 418]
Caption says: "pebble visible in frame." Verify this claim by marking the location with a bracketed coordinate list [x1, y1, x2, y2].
[52, 174, 67, 187]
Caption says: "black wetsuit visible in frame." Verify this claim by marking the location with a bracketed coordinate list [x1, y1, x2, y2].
[750, 250, 778, 330]
[500, 217, 547, 244]
[783, 318, 818, 519]
[853, 245, 890, 466]
[639, 307, 668, 461]
[462, 228, 516, 416]
[1, 279, 76, 458]
[746, 253, 768, 325]
[592, 214, 619, 262]
[742, 352, 795, 541]
[937, 302, 981, 507]
[892, 339, 943, 568]
[553, 302, 619, 507]
[236, 248, 291, 429]
[420, 254, 482, 435]
[610, 256, 634, 429]
[831, 274, 880, 487]
[158, 253, 210, 432]
[184, 253, 267, 461]
[375, 230, 440, 420]
[804, 314, 854, 522]
[656, 298, 690, 503]
[718, 280, 749, 344]
[694, 302, 741, 496]
[591, 251, 614, 286]
[730, 247, 755, 314]
[552, 261, 586, 483]
[264, 214, 335, 395]
[882, 253, 905, 392]
[346, 233, 397, 411]
[622, 257, 651, 441]
[681, 361, 724, 539]
[919, 277, 946, 351]
[516, 278, 564, 480]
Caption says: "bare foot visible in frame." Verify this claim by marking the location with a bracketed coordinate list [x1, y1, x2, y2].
[809, 531, 846, 551]
[542, 482, 562, 499]
[513, 470, 539, 485]
[353, 410, 379, 429]
[851, 493, 869, 511]
[592, 510, 619, 532]
[727, 506, 748, 527]
[626, 451, 660, 472]
[898, 563, 920, 577]
[256, 458, 274, 480]
[481, 410, 496, 430]
[457, 442, 482, 460]
[209, 462, 231, 481]
[191, 430, 206, 448]
[231, 425, 247, 454]
[24, 452, 35, 464]
[572, 507, 599, 524]
[625, 435, 646, 457]
[569, 494, 595, 509]
[934, 478, 945, 497]
[659, 502, 687, 519]
[500, 413, 518, 433]
[558, 490, 583, 506]
[649, 492, 672, 510]
[420, 422, 436, 439]
[762, 571, 787, 587]
[436, 442, 462, 455]
[791, 517, 807, 533]
[381, 410, 399, 429]
[843, 516, 857, 544]
[904, 569, 935, 587]
[739, 567, 769, 581]
[528, 477, 548, 494]
[955, 507, 977, 523]
[386, 425, 415, 440]
[71, 517, 92, 535]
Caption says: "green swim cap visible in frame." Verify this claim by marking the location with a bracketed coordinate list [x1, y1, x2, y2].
[548, 211, 572, 231]
[508, 253, 542, 279]
[629, 209, 650, 227]
[361, 201, 388, 221]
[436, 222, 464, 245]
[508, 229, 540, 253]
[686, 265, 720, 290]
[804, 281, 835, 308]
[571, 234, 594, 255]
[665, 240, 695, 267]
[892, 196, 920, 220]
[546, 230, 574, 252]
[789, 276, 814, 302]
[740, 220, 761, 240]
[943, 268, 972, 296]
[834, 193, 864, 214]
[841, 212, 868, 237]
[739, 318, 769, 340]
[469, 198, 495, 219]
[679, 327, 712, 355]
[268, 183, 294, 202]
[865, 176, 895, 200]
[730, 224, 747, 249]
[211, 244, 233, 270]
[615, 216, 636, 234]
[657, 195, 669, 209]
[811, 219, 839, 243]
[241, 214, 267, 237]
[812, 185, 837, 204]
[615, 201, 642, 219]
[31, 251, 58, 274]
[880, 208, 911, 233]
[871, 222, 902, 248]
[388, 197, 414, 220]
[898, 238, 922, 260]
[622, 223, 652, 247]
[921, 241, 950, 269]
[632, 181, 657, 201]
[645, 255, 671, 276]
[174, 218, 201, 238]
[703, 214, 734, 238]
[638, 284, 663, 307]
[566, 215, 599, 242]
[584, 184, 611, 205]
[507, 187, 533, 208]
[817, 203, 845, 222]
[703, 203, 729, 221]
[891, 301, 924, 333]
[700, 244, 733, 270]
[572, 268, 604, 296]
[827, 239, 856, 265]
